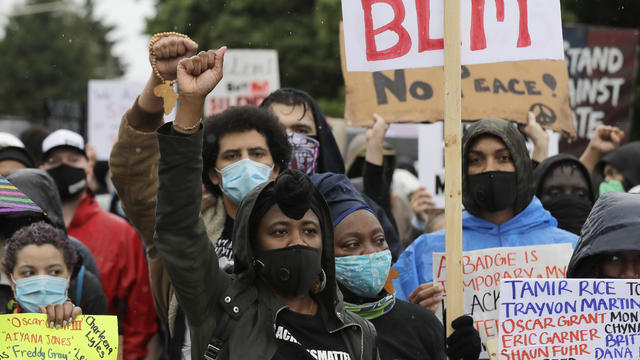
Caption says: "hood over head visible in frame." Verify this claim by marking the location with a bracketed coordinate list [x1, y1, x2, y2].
[261, 88, 345, 174]
[567, 192, 640, 278]
[6, 169, 66, 231]
[595, 141, 640, 190]
[462, 118, 534, 217]
[231, 169, 341, 318]
[534, 153, 596, 203]
[0, 176, 46, 240]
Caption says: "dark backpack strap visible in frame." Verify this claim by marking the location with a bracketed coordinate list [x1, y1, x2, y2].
[203, 312, 232, 360]
[75, 265, 85, 306]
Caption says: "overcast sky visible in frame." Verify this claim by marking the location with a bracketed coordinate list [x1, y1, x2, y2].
[0, 0, 155, 83]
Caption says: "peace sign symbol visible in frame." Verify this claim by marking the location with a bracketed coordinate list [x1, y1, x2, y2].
[529, 103, 556, 125]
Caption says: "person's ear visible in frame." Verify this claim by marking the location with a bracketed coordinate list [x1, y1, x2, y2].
[209, 169, 221, 186]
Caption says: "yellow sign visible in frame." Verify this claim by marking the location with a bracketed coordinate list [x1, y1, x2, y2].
[0, 314, 118, 360]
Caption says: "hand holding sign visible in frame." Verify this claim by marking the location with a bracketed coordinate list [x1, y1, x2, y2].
[38, 301, 82, 329]
[408, 281, 443, 312]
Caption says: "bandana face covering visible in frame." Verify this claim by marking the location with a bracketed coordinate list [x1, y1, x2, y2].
[467, 171, 518, 212]
[287, 132, 320, 175]
[335, 250, 391, 298]
[47, 164, 87, 200]
[14, 275, 68, 313]
[254, 245, 322, 298]
[216, 159, 273, 204]
[599, 180, 625, 195]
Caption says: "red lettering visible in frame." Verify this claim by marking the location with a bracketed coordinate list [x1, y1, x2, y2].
[436, 255, 446, 279]
[361, 0, 412, 61]
[415, 0, 443, 51]
[470, 0, 487, 51]
[516, 0, 531, 47]
[470, 0, 532, 51]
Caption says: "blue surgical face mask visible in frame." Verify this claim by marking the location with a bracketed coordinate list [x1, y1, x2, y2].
[13, 275, 68, 313]
[216, 158, 273, 204]
[335, 250, 392, 298]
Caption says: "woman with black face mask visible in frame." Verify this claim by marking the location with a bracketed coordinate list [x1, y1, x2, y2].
[153, 48, 378, 360]
[534, 154, 596, 235]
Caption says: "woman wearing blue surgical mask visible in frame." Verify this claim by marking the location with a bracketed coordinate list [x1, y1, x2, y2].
[312, 173, 480, 360]
[2, 221, 82, 327]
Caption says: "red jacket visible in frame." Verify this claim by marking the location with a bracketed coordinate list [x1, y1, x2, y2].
[68, 194, 157, 359]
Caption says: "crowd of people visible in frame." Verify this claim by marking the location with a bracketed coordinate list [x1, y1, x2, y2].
[0, 33, 639, 360]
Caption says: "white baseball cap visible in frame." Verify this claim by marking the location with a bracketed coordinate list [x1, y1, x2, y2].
[0, 132, 25, 148]
[41, 129, 86, 158]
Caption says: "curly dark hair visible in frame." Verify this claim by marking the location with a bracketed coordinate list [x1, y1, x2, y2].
[2, 221, 77, 276]
[202, 106, 291, 196]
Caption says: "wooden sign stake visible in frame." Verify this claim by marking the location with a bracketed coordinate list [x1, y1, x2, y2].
[444, 0, 463, 338]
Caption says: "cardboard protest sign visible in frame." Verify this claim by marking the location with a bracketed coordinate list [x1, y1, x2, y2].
[418, 122, 560, 208]
[88, 80, 145, 161]
[204, 49, 279, 117]
[433, 243, 573, 357]
[0, 314, 117, 359]
[560, 26, 639, 156]
[499, 278, 640, 360]
[341, 32, 575, 136]
[341, 0, 564, 72]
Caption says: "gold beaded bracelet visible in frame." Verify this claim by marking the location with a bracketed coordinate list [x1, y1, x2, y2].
[149, 32, 192, 114]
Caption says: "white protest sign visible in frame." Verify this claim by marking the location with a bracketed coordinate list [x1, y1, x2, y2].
[433, 243, 573, 357]
[342, 0, 564, 72]
[204, 49, 279, 116]
[418, 122, 559, 209]
[88, 80, 145, 160]
[499, 278, 640, 360]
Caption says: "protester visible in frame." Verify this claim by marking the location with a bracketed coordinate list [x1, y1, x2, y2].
[39, 129, 157, 359]
[392, 118, 579, 310]
[593, 141, 640, 194]
[567, 192, 640, 279]
[0, 132, 35, 176]
[2, 221, 82, 327]
[261, 88, 345, 174]
[109, 35, 290, 358]
[313, 172, 482, 360]
[5, 169, 107, 315]
[534, 154, 595, 235]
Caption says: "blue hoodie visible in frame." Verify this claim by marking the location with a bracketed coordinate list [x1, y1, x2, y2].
[392, 196, 578, 301]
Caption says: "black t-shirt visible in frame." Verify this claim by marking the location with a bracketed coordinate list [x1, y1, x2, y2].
[370, 300, 445, 360]
[272, 309, 352, 360]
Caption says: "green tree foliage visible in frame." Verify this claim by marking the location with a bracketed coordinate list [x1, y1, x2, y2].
[146, 0, 345, 116]
[0, 0, 123, 122]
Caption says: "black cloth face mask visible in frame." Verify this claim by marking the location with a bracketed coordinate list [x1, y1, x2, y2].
[467, 171, 518, 213]
[47, 164, 87, 200]
[541, 195, 592, 235]
[253, 245, 322, 298]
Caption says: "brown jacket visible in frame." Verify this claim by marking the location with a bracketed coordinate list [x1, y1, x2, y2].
[109, 99, 226, 332]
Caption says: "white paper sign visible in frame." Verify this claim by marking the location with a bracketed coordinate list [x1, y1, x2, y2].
[433, 243, 573, 357]
[204, 49, 280, 117]
[499, 278, 640, 360]
[418, 122, 559, 209]
[342, 0, 564, 72]
[88, 80, 145, 160]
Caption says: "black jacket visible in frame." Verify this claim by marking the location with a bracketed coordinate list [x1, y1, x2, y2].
[154, 122, 378, 360]
[567, 192, 640, 278]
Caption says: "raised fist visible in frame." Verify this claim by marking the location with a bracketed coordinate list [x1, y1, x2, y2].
[176, 47, 226, 99]
[588, 125, 624, 155]
[150, 36, 198, 81]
